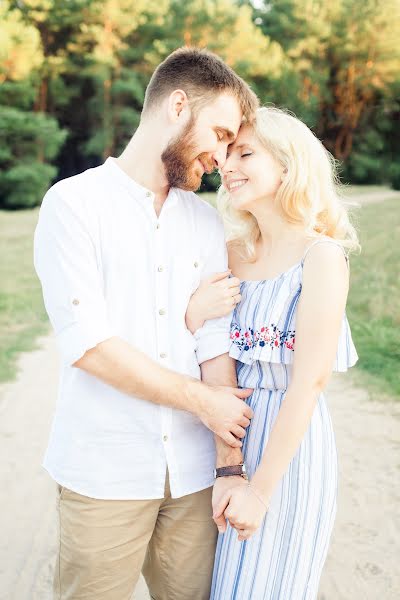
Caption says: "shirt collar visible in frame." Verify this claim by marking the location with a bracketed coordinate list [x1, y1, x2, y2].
[104, 157, 178, 210]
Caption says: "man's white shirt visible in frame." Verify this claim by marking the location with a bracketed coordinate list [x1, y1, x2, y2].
[34, 157, 232, 499]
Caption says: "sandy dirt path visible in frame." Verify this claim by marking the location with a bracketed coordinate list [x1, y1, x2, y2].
[0, 335, 398, 600]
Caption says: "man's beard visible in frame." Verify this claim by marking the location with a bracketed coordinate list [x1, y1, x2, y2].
[161, 118, 214, 191]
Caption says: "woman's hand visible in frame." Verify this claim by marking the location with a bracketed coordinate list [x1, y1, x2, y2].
[186, 271, 242, 333]
[213, 482, 269, 541]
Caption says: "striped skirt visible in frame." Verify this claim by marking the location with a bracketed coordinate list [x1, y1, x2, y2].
[210, 387, 338, 600]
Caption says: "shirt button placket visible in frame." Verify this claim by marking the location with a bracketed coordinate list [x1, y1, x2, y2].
[154, 212, 172, 467]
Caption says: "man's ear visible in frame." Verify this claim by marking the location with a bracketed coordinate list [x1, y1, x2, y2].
[167, 89, 189, 123]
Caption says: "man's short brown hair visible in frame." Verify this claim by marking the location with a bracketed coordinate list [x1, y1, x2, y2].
[142, 47, 258, 122]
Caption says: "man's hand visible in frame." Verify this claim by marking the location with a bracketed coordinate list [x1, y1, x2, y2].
[193, 384, 253, 447]
[212, 476, 248, 533]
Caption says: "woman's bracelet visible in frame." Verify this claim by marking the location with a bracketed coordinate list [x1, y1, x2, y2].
[246, 481, 270, 511]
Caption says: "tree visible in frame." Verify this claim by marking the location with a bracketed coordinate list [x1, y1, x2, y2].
[0, 107, 66, 208]
[248, 0, 400, 183]
[0, 1, 66, 209]
[322, 0, 400, 163]
[77, 0, 169, 161]
[1, 0, 399, 206]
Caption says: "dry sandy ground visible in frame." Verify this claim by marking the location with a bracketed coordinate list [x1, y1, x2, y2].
[0, 335, 398, 600]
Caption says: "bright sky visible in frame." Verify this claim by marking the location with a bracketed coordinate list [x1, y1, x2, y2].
[251, 1, 272, 12]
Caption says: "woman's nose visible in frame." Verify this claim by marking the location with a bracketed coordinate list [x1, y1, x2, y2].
[221, 154, 235, 175]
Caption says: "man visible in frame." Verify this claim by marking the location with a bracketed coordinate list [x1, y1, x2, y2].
[34, 47, 258, 599]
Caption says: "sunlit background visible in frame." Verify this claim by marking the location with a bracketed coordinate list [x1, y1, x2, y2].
[0, 1, 399, 599]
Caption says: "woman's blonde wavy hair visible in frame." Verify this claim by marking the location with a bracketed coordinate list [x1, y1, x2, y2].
[218, 106, 360, 261]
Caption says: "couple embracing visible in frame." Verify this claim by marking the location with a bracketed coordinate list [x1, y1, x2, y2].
[34, 47, 358, 600]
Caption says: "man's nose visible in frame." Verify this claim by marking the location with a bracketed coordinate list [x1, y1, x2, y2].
[212, 147, 228, 170]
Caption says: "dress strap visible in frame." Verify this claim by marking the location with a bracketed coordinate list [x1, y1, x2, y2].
[301, 239, 348, 266]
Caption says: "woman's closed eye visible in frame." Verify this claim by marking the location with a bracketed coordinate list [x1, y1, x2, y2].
[241, 152, 253, 158]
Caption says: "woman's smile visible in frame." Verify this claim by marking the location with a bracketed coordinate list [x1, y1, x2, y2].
[226, 179, 248, 192]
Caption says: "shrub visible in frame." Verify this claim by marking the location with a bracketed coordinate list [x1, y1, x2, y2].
[0, 162, 57, 209]
[0, 106, 66, 209]
[389, 163, 400, 191]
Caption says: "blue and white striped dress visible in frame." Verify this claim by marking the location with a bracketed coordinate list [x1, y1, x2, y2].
[210, 241, 358, 600]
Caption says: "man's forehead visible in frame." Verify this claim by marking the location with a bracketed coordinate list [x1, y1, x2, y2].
[201, 94, 242, 132]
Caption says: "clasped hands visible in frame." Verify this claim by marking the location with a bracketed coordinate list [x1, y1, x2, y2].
[212, 475, 269, 542]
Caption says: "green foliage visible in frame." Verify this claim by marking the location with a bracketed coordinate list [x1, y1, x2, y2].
[0, 80, 38, 109]
[0, 107, 66, 161]
[0, 106, 66, 208]
[343, 129, 386, 184]
[249, 0, 400, 184]
[0, 0, 398, 206]
[389, 165, 400, 191]
[0, 163, 57, 209]
[0, 1, 43, 81]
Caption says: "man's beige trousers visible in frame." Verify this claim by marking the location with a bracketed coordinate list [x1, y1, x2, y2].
[54, 475, 218, 600]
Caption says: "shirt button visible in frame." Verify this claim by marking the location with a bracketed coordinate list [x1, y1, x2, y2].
[156, 223, 160, 229]
[194, 261, 199, 268]
[163, 435, 168, 442]
[158, 266, 164, 272]
[146, 191, 152, 198]
[160, 352, 167, 359]
[72, 298, 80, 306]
[158, 308, 166, 316]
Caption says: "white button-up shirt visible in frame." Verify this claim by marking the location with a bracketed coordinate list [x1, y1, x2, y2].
[34, 158, 231, 499]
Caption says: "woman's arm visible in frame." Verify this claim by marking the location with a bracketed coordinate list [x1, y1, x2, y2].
[185, 271, 242, 333]
[214, 243, 349, 539]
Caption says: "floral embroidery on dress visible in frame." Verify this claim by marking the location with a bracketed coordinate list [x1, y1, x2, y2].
[230, 323, 296, 352]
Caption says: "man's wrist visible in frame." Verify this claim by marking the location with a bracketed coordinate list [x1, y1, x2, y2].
[216, 449, 243, 468]
[183, 377, 207, 417]
[215, 435, 243, 468]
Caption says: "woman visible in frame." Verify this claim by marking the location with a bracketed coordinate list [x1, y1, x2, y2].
[186, 107, 359, 599]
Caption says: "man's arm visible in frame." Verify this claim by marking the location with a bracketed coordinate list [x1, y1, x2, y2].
[199, 352, 246, 466]
[34, 188, 252, 447]
[200, 352, 251, 532]
[74, 336, 252, 447]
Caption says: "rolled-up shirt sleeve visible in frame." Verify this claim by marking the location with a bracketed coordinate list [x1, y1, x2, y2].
[34, 187, 114, 365]
[194, 213, 233, 364]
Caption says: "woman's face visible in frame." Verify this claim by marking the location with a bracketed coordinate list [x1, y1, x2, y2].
[221, 125, 284, 212]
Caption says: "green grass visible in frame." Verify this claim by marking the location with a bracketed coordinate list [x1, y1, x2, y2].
[342, 184, 390, 197]
[0, 208, 49, 382]
[347, 196, 400, 399]
[0, 188, 399, 400]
